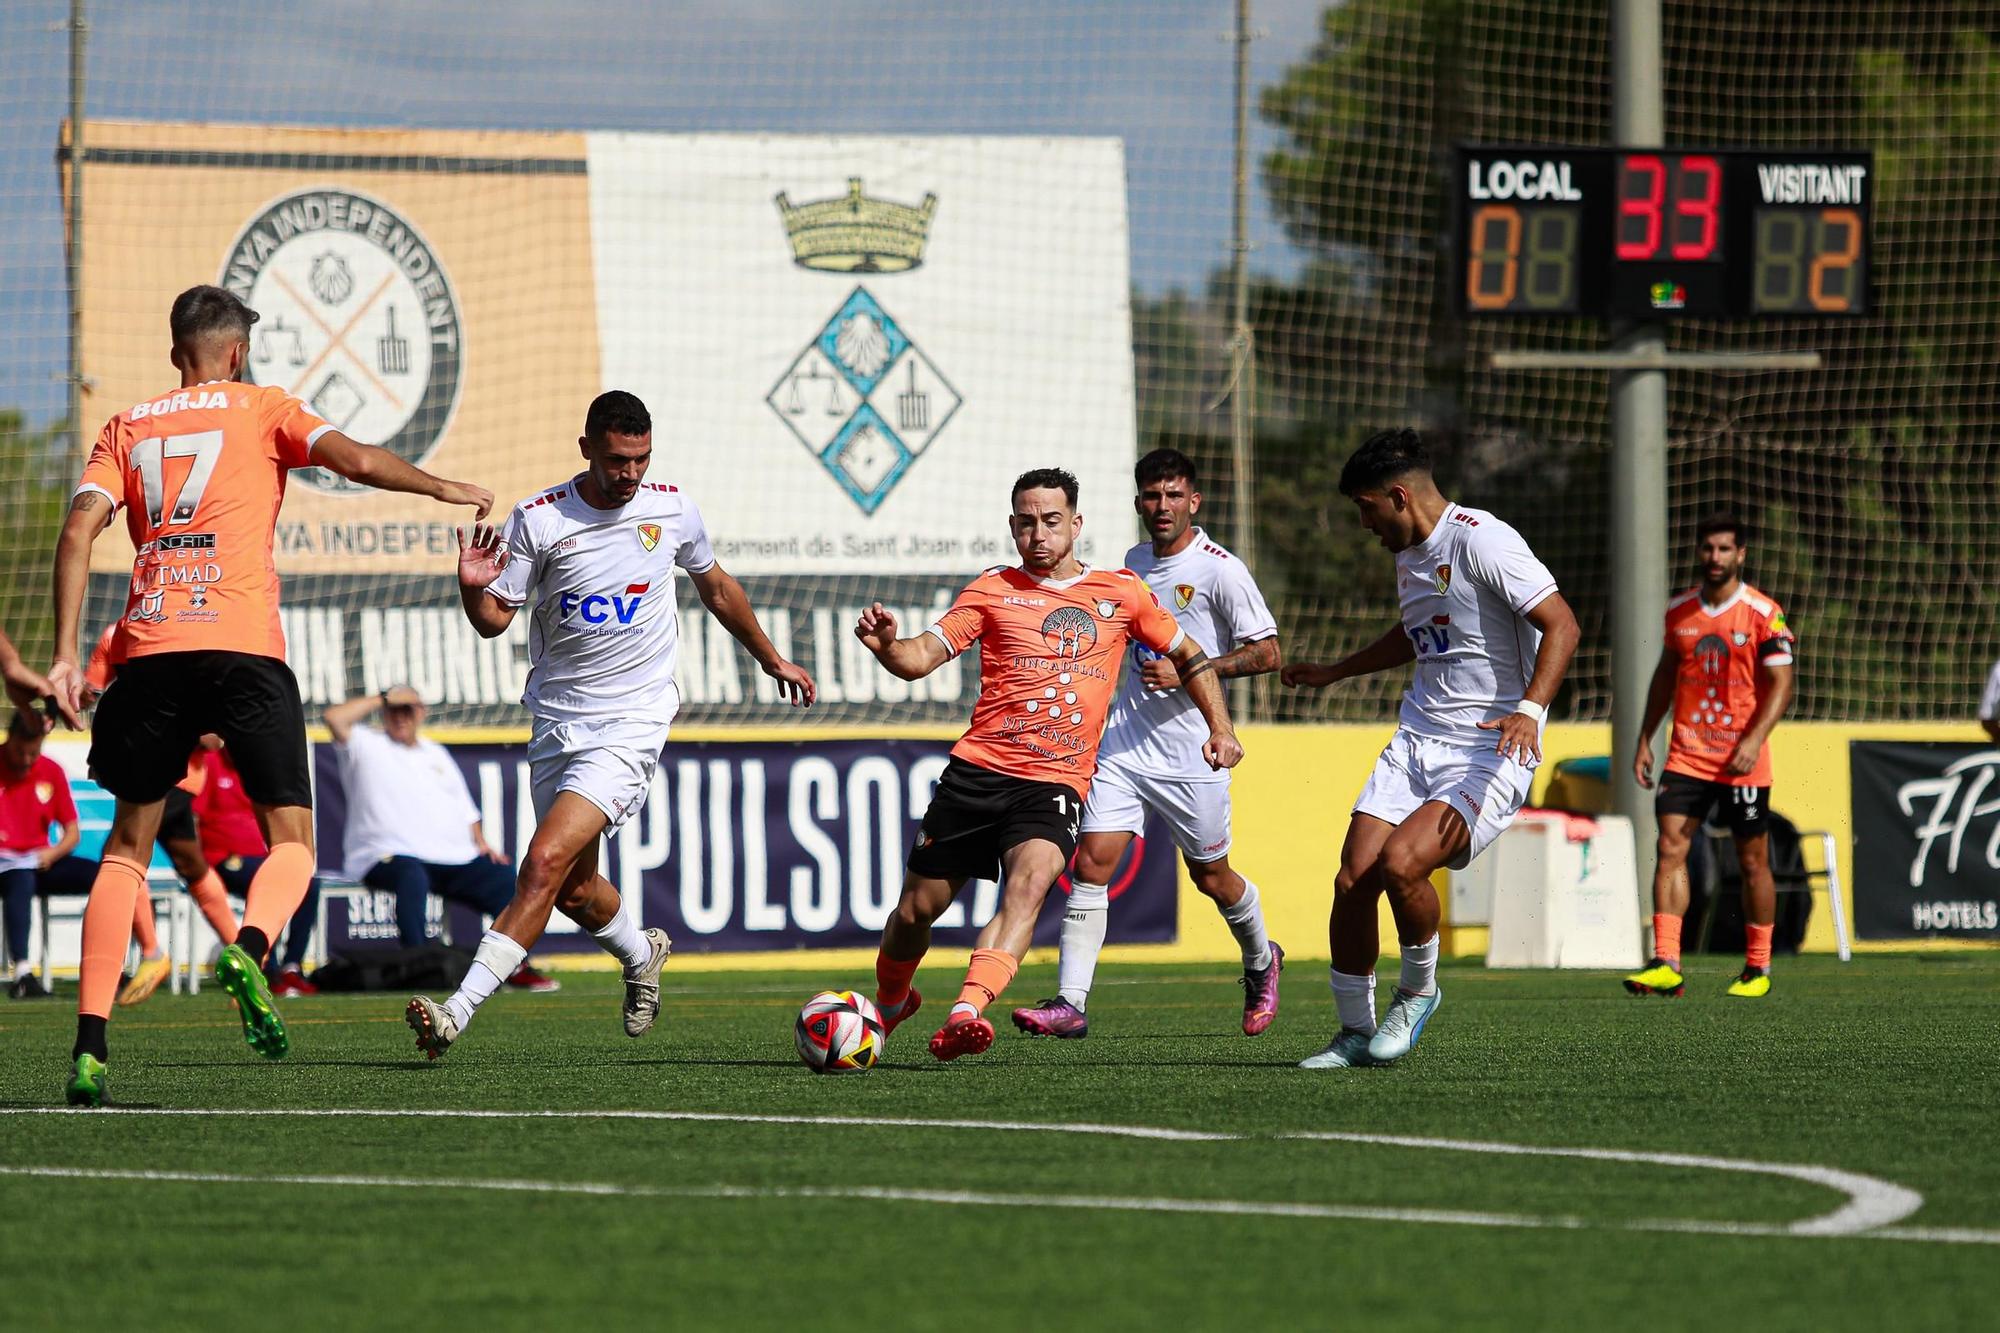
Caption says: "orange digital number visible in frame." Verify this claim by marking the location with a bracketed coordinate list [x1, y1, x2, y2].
[1467, 204, 1521, 310]
[1808, 208, 1862, 312]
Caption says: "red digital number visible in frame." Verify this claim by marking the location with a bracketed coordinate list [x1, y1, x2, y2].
[1617, 154, 1665, 259]
[1672, 155, 1721, 260]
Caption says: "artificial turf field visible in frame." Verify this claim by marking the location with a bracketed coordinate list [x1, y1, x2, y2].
[2, 953, 1995, 1331]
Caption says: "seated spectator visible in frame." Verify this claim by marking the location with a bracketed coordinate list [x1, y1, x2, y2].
[325, 687, 556, 991]
[0, 711, 96, 999]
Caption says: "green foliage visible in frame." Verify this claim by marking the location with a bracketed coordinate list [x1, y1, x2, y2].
[0, 409, 71, 666]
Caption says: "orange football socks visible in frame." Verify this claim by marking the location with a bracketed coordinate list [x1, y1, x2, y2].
[953, 947, 1019, 1015]
[79, 856, 147, 1020]
[130, 888, 159, 957]
[875, 951, 921, 1015]
[1653, 913, 1683, 968]
[188, 868, 238, 943]
[1745, 922, 1774, 972]
[238, 843, 315, 960]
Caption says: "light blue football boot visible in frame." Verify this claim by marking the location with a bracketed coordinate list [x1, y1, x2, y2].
[1366, 986, 1442, 1063]
[1298, 1027, 1380, 1069]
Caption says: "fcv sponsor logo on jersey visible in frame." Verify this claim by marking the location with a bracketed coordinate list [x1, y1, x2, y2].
[559, 583, 651, 625]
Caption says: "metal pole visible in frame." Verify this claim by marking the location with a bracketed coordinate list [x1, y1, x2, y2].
[1610, 0, 1667, 943]
[66, 0, 87, 461]
[1228, 0, 1258, 716]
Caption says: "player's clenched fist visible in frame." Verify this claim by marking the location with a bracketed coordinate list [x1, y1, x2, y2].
[854, 603, 900, 653]
[1203, 731, 1244, 770]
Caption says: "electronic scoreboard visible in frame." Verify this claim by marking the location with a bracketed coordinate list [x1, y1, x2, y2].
[1453, 146, 1872, 318]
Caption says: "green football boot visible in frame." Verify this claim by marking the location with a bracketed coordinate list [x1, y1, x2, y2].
[66, 1053, 108, 1107]
[215, 943, 289, 1058]
[1622, 958, 1685, 997]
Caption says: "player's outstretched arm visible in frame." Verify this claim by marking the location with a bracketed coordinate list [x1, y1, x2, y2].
[1167, 639, 1243, 769]
[456, 523, 518, 640]
[1139, 633, 1281, 691]
[1632, 644, 1679, 790]
[1280, 624, 1414, 690]
[44, 491, 115, 729]
[688, 563, 816, 707]
[311, 431, 493, 520]
[854, 603, 950, 681]
[1477, 591, 1581, 764]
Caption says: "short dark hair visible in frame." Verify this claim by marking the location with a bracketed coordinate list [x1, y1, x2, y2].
[1339, 427, 1431, 497]
[1012, 467, 1079, 510]
[1696, 512, 1749, 546]
[1134, 447, 1198, 491]
[169, 285, 258, 349]
[585, 389, 652, 440]
[8, 710, 42, 741]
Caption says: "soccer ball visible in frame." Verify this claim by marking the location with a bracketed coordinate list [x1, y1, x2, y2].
[794, 990, 884, 1074]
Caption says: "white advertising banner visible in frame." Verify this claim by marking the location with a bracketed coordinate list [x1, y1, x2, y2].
[586, 134, 1140, 575]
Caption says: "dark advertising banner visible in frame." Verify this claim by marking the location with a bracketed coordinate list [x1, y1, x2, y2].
[1850, 741, 2000, 939]
[311, 736, 1178, 956]
[89, 571, 981, 727]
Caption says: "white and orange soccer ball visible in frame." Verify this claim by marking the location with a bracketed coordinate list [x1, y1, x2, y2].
[794, 990, 885, 1073]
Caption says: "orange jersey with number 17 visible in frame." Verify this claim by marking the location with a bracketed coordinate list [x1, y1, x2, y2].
[76, 380, 332, 662]
[928, 565, 1186, 797]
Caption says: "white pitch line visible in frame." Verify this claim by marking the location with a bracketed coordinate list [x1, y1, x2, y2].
[0, 1106, 1929, 1239]
[1, 1163, 1993, 1246]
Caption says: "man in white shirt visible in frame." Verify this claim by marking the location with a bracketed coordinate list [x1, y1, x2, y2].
[1979, 660, 2000, 743]
[405, 390, 815, 1058]
[1011, 448, 1284, 1040]
[323, 687, 555, 991]
[1284, 428, 1579, 1070]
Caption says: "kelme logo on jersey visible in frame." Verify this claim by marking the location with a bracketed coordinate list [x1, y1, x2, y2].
[1175, 583, 1196, 610]
[637, 523, 661, 552]
[220, 187, 463, 496]
[1041, 606, 1099, 659]
[559, 582, 651, 626]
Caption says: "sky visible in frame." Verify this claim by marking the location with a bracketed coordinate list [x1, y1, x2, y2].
[0, 0, 1330, 427]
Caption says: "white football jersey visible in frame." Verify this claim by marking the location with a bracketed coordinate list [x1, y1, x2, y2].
[488, 475, 716, 723]
[1099, 528, 1277, 782]
[1393, 503, 1558, 749]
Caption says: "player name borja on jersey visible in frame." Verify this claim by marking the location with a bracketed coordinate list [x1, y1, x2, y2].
[927, 564, 1185, 796]
[488, 477, 716, 721]
[1394, 503, 1559, 747]
[1099, 528, 1276, 781]
[77, 381, 334, 661]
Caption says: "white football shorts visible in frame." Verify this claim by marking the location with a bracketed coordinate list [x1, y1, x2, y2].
[1081, 753, 1232, 863]
[528, 714, 673, 831]
[1352, 728, 1534, 870]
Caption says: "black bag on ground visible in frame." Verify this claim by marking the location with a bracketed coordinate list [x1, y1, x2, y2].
[310, 943, 475, 993]
[1687, 811, 1813, 954]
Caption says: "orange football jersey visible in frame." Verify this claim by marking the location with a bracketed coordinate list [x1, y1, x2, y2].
[1663, 583, 1794, 785]
[77, 380, 331, 661]
[929, 565, 1185, 796]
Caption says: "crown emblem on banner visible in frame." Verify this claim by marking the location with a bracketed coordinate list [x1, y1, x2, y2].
[774, 178, 939, 273]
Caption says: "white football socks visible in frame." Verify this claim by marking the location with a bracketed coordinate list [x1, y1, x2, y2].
[1218, 878, 1272, 972]
[1399, 933, 1440, 996]
[1330, 967, 1378, 1036]
[443, 929, 527, 1030]
[590, 903, 650, 971]
[1056, 880, 1110, 1010]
